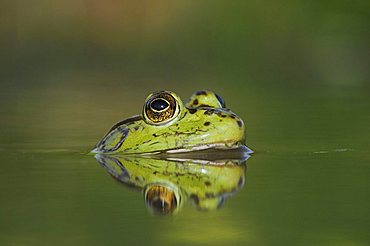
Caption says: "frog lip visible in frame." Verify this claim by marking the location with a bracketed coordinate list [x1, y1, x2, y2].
[94, 144, 252, 164]
[164, 142, 243, 153]
[160, 143, 253, 157]
[93, 142, 252, 158]
[159, 144, 253, 163]
[90, 143, 235, 154]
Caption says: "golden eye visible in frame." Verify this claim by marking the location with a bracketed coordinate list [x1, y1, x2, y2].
[144, 91, 179, 124]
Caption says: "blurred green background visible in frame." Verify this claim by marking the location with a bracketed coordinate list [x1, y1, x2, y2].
[0, 1, 369, 245]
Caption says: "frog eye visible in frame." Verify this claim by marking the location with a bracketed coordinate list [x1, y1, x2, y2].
[143, 91, 180, 124]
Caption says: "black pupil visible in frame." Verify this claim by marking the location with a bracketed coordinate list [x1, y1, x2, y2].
[151, 99, 169, 111]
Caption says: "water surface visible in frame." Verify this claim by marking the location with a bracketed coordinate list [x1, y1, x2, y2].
[0, 80, 369, 245]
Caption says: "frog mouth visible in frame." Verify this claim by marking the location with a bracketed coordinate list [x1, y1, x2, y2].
[149, 145, 253, 164]
[91, 115, 250, 155]
[162, 142, 250, 154]
[93, 141, 252, 160]
[92, 141, 249, 155]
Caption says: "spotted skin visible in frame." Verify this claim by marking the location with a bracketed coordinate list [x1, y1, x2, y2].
[92, 90, 245, 154]
[185, 90, 226, 108]
[95, 154, 246, 212]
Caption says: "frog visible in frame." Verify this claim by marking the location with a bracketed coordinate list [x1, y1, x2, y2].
[92, 90, 247, 155]
[94, 153, 248, 215]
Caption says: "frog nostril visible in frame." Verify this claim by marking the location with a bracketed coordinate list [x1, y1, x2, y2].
[215, 93, 226, 108]
[237, 120, 243, 128]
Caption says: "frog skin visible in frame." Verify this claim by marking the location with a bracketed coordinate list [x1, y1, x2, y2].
[92, 90, 246, 155]
[94, 153, 248, 215]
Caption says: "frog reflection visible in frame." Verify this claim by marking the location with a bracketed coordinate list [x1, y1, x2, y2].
[94, 150, 250, 215]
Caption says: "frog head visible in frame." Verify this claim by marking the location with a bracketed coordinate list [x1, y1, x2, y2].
[92, 90, 246, 154]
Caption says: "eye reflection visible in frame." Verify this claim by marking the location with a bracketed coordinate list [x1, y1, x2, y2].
[144, 183, 181, 216]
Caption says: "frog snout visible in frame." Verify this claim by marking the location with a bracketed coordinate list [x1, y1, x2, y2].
[91, 126, 129, 153]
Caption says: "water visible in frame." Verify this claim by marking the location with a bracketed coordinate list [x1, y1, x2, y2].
[1, 1, 369, 244]
[0, 79, 369, 246]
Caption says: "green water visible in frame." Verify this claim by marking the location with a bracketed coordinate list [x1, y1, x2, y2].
[0, 81, 369, 245]
[1, 1, 369, 245]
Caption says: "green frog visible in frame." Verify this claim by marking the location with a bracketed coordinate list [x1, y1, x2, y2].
[92, 90, 247, 155]
[95, 153, 249, 215]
